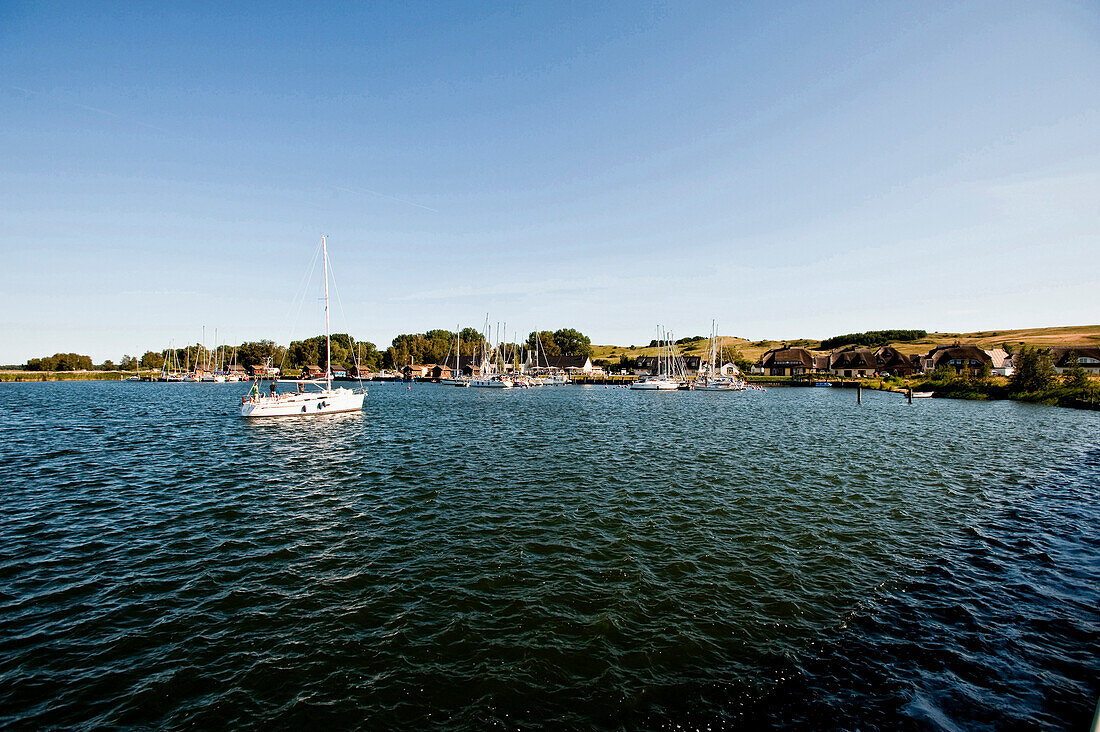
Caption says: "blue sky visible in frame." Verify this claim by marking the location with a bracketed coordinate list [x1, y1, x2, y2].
[1, 1, 1098, 362]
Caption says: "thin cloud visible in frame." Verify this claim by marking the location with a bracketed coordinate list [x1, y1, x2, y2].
[332, 184, 438, 213]
[8, 85, 171, 133]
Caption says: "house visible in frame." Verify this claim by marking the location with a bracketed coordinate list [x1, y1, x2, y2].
[634, 356, 659, 375]
[400, 364, 432, 379]
[1049, 346, 1100, 374]
[430, 365, 453, 380]
[757, 347, 816, 376]
[925, 344, 993, 376]
[249, 364, 280, 377]
[545, 355, 598, 374]
[718, 362, 740, 376]
[874, 346, 917, 377]
[829, 348, 877, 378]
[300, 365, 324, 379]
[633, 355, 696, 376]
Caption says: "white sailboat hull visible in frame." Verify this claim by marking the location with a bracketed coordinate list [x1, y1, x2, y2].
[469, 377, 512, 388]
[630, 377, 681, 390]
[241, 388, 365, 417]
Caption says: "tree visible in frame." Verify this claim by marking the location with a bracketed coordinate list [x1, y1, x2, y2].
[140, 350, 165, 369]
[1065, 351, 1089, 389]
[120, 355, 139, 371]
[551, 328, 592, 357]
[930, 364, 957, 384]
[236, 340, 285, 371]
[527, 331, 561, 358]
[1011, 345, 1055, 392]
[100, 359, 116, 371]
[25, 353, 94, 371]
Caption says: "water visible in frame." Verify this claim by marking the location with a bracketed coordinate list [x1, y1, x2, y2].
[1, 382, 1097, 729]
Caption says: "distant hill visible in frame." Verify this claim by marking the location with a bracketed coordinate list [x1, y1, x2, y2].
[591, 325, 1100, 363]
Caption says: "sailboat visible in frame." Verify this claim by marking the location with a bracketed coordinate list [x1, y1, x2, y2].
[441, 325, 469, 386]
[468, 316, 513, 388]
[240, 236, 366, 418]
[694, 320, 745, 391]
[630, 327, 683, 390]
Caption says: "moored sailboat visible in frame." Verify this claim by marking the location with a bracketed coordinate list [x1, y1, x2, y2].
[630, 327, 684, 390]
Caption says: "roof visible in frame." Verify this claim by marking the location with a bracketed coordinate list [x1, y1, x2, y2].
[986, 348, 1012, 368]
[545, 355, 591, 369]
[830, 348, 877, 370]
[759, 347, 815, 369]
[874, 346, 911, 368]
[1048, 346, 1100, 366]
[928, 344, 992, 366]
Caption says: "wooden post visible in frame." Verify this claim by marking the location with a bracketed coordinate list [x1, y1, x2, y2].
[857, 384, 862, 404]
[907, 387, 912, 404]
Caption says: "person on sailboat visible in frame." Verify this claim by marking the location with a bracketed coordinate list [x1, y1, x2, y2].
[269, 379, 277, 398]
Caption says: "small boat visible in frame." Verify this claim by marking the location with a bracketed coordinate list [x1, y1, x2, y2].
[240, 236, 365, 418]
[911, 391, 934, 398]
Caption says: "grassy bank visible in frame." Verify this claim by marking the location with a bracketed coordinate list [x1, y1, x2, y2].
[852, 373, 1100, 409]
[591, 324, 1100, 363]
[0, 370, 152, 382]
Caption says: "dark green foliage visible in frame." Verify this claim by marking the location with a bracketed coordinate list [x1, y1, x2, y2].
[820, 330, 927, 350]
[1065, 351, 1089, 389]
[1010, 345, 1055, 393]
[551, 328, 592, 357]
[528, 328, 591, 357]
[139, 350, 164, 369]
[236, 340, 286, 371]
[25, 353, 94, 371]
[385, 331, 460, 370]
[286, 334, 379, 372]
[528, 331, 561, 358]
[119, 355, 138, 371]
[930, 365, 957, 384]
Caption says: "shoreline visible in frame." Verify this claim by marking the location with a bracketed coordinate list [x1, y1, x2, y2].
[4, 371, 1097, 411]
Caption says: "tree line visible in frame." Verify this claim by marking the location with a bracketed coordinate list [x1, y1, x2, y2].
[20, 327, 593, 373]
[819, 330, 927, 350]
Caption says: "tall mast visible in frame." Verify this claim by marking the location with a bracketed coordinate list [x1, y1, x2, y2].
[323, 235, 331, 390]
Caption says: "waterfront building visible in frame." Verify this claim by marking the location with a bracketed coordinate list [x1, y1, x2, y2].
[828, 348, 878, 378]
[1048, 346, 1100, 374]
[756, 347, 816, 376]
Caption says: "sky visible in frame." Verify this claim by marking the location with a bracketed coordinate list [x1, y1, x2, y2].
[1, 0, 1098, 363]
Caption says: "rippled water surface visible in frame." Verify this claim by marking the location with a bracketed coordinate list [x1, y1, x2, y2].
[1, 382, 1097, 729]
